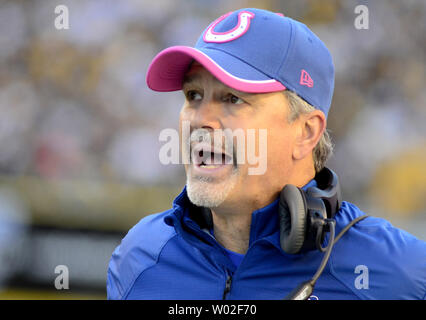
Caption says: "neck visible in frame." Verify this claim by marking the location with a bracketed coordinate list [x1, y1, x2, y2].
[210, 187, 279, 254]
[209, 169, 316, 254]
[211, 206, 251, 254]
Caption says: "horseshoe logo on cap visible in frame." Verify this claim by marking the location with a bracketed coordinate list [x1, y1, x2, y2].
[203, 11, 255, 43]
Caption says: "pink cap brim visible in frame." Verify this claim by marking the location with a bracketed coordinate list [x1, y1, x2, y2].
[146, 46, 286, 93]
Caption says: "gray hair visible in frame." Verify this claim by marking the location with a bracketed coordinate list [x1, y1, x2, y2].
[283, 90, 334, 173]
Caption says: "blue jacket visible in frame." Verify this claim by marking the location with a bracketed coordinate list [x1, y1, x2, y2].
[107, 187, 426, 300]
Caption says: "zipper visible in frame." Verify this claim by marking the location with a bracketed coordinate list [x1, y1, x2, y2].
[183, 217, 236, 300]
[222, 272, 233, 300]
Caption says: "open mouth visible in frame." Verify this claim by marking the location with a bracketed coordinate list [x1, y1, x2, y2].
[191, 143, 233, 170]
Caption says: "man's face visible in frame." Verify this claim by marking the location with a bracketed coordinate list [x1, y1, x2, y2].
[180, 62, 299, 210]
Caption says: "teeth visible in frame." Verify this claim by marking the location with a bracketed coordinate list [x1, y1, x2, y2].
[201, 164, 220, 169]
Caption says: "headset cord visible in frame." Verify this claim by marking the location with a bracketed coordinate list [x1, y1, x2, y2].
[312, 214, 369, 284]
[284, 214, 369, 300]
[333, 214, 369, 244]
[310, 219, 336, 285]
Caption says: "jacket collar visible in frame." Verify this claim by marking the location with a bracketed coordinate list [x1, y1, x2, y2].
[165, 180, 317, 249]
[164, 186, 279, 243]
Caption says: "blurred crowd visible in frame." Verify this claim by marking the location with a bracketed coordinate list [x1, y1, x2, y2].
[0, 0, 425, 238]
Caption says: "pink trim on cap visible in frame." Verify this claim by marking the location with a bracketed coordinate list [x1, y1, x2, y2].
[146, 46, 286, 93]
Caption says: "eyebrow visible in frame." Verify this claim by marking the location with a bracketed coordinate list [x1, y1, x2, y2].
[182, 74, 202, 88]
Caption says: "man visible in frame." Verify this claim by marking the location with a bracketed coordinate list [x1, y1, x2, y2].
[107, 8, 426, 300]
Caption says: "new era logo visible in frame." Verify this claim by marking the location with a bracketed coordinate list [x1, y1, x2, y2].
[300, 69, 314, 87]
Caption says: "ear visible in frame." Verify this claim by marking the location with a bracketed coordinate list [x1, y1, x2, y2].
[292, 110, 326, 161]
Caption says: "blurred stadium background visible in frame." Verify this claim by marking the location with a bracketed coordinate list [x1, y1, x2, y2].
[0, 0, 425, 299]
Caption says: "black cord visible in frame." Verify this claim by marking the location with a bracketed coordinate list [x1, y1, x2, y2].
[310, 219, 335, 285]
[333, 215, 369, 245]
[284, 215, 369, 300]
[310, 215, 369, 285]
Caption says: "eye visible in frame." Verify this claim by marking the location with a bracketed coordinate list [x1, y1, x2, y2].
[225, 94, 244, 105]
[186, 90, 202, 101]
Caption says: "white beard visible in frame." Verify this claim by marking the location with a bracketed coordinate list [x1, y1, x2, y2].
[186, 167, 239, 208]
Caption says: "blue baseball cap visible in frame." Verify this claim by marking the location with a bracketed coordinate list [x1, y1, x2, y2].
[146, 8, 335, 117]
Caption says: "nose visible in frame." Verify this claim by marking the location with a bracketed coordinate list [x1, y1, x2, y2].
[190, 99, 223, 131]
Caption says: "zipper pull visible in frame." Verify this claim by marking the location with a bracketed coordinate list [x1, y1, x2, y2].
[222, 273, 233, 300]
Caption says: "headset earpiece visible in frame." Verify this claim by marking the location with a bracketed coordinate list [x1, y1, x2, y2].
[278, 167, 342, 255]
[278, 168, 368, 300]
[278, 185, 308, 254]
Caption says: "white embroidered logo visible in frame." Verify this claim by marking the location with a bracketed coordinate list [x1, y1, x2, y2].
[203, 11, 255, 43]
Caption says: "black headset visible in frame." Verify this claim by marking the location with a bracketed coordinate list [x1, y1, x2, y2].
[279, 167, 368, 300]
